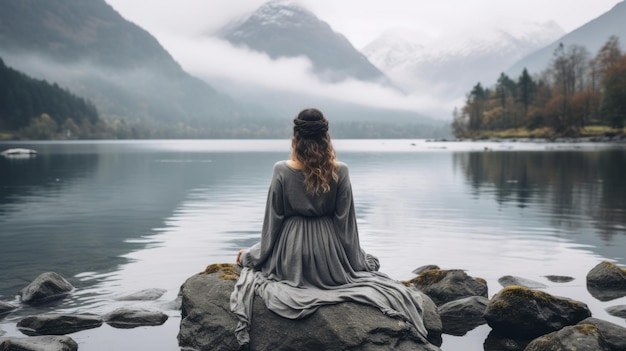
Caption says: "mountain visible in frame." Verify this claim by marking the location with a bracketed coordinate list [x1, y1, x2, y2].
[0, 0, 256, 136]
[217, 0, 392, 86]
[507, 1, 626, 77]
[362, 21, 564, 117]
[0, 57, 99, 138]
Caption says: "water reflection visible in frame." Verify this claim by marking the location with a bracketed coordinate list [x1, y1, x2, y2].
[455, 150, 626, 256]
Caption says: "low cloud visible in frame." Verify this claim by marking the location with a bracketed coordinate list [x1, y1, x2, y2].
[158, 34, 456, 118]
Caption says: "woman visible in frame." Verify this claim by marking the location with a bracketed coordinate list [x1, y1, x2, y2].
[230, 108, 428, 345]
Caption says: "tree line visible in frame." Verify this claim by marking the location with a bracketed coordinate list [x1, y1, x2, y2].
[0, 57, 102, 139]
[452, 36, 626, 138]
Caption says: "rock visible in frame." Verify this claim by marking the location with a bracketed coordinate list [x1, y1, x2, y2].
[606, 304, 626, 319]
[524, 324, 610, 351]
[498, 275, 547, 289]
[115, 288, 167, 301]
[417, 291, 442, 346]
[483, 331, 531, 351]
[0, 301, 17, 315]
[483, 286, 591, 338]
[178, 263, 441, 351]
[408, 269, 488, 306]
[578, 317, 626, 351]
[0, 335, 78, 351]
[544, 275, 574, 283]
[103, 307, 168, 329]
[412, 265, 440, 275]
[586, 261, 626, 301]
[17, 314, 103, 336]
[438, 296, 489, 336]
[20, 272, 74, 305]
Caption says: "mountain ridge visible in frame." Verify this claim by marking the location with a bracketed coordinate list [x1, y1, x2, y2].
[506, 1, 626, 77]
[217, 1, 393, 86]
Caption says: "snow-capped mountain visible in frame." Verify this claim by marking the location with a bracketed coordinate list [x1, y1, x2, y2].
[507, 1, 626, 78]
[363, 21, 565, 103]
[217, 0, 392, 85]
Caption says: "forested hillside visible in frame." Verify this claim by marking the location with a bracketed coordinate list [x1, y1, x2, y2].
[0, 58, 100, 139]
[452, 36, 626, 138]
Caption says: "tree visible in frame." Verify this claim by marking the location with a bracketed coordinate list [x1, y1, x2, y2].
[464, 83, 488, 131]
[600, 54, 626, 128]
[517, 68, 536, 116]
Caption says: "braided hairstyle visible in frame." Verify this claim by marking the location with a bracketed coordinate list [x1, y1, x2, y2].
[291, 108, 338, 195]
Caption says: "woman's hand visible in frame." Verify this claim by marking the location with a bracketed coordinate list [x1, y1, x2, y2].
[236, 249, 245, 267]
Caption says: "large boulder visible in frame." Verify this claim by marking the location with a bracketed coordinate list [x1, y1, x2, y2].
[437, 295, 489, 336]
[17, 314, 102, 336]
[578, 317, 626, 351]
[103, 307, 168, 329]
[178, 263, 441, 351]
[408, 269, 488, 306]
[483, 286, 591, 338]
[20, 272, 74, 305]
[523, 324, 610, 351]
[586, 261, 626, 301]
[417, 292, 442, 346]
[0, 335, 78, 351]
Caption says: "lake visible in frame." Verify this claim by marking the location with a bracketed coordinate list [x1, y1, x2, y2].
[1, 139, 625, 350]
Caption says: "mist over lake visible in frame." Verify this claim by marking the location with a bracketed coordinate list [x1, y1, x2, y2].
[0, 139, 625, 350]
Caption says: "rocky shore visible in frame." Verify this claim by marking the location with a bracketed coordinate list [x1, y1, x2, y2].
[1, 261, 625, 351]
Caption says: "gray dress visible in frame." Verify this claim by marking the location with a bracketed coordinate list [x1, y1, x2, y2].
[230, 160, 427, 345]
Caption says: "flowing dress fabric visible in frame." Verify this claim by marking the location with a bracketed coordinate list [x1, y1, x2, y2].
[230, 161, 427, 345]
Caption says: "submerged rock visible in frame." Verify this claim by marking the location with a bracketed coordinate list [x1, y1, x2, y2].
[578, 317, 626, 351]
[20, 272, 74, 305]
[0, 335, 78, 351]
[17, 313, 102, 336]
[606, 304, 626, 319]
[178, 263, 441, 351]
[412, 265, 440, 275]
[408, 269, 488, 306]
[103, 307, 168, 329]
[437, 296, 489, 336]
[544, 275, 574, 283]
[497, 275, 547, 289]
[524, 324, 610, 351]
[586, 261, 626, 301]
[0, 301, 17, 315]
[115, 288, 167, 301]
[483, 286, 591, 338]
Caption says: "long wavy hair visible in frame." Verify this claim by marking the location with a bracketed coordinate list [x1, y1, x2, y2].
[291, 108, 338, 195]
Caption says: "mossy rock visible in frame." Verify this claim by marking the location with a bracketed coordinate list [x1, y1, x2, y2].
[524, 324, 610, 351]
[586, 261, 626, 301]
[408, 269, 488, 306]
[484, 286, 591, 338]
[200, 263, 240, 281]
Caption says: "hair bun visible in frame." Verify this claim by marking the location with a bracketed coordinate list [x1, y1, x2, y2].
[293, 117, 328, 138]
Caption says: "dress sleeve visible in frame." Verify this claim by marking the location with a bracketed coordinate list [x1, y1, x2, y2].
[240, 163, 285, 269]
[333, 164, 380, 272]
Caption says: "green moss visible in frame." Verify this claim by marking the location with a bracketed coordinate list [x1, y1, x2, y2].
[409, 269, 447, 286]
[574, 324, 599, 334]
[602, 260, 626, 273]
[200, 263, 240, 280]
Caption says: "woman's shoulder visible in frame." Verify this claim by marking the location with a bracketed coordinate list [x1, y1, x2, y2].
[335, 161, 349, 171]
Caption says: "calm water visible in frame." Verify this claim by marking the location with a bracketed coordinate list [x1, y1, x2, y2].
[1, 139, 625, 350]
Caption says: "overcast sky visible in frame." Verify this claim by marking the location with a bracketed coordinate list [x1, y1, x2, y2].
[105, 0, 621, 47]
[104, 0, 623, 118]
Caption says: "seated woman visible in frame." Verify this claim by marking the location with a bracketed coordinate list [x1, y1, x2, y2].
[230, 108, 428, 345]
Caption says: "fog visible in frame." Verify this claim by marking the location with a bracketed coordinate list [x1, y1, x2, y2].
[157, 34, 459, 120]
